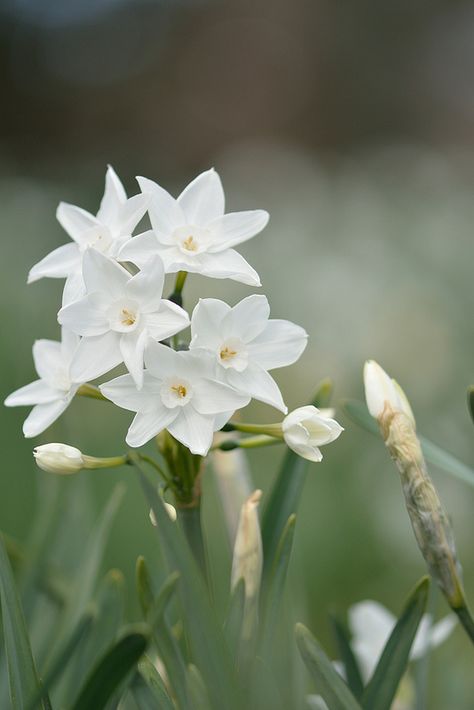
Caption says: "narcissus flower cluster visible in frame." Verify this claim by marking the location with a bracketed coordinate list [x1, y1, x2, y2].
[5, 166, 343, 462]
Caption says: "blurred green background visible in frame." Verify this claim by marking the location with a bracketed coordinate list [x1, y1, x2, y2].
[1, 0, 474, 706]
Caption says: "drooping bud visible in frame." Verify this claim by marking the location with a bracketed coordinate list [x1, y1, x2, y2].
[282, 406, 343, 462]
[363, 361, 466, 612]
[231, 489, 263, 639]
[33, 443, 85, 475]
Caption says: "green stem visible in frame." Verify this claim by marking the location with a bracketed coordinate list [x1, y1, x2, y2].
[83, 455, 129, 469]
[178, 505, 208, 580]
[454, 605, 474, 645]
[135, 453, 171, 484]
[76, 383, 108, 401]
[212, 435, 282, 451]
[225, 421, 283, 437]
[168, 271, 188, 309]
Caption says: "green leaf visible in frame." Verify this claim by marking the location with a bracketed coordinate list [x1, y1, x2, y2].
[344, 400, 474, 487]
[136, 463, 241, 710]
[0, 534, 51, 710]
[136, 558, 189, 709]
[329, 613, 364, 700]
[187, 664, 212, 710]
[224, 579, 246, 662]
[131, 655, 175, 710]
[262, 379, 333, 578]
[260, 514, 296, 656]
[71, 628, 149, 710]
[468, 386, 474, 426]
[361, 577, 430, 710]
[295, 623, 362, 710]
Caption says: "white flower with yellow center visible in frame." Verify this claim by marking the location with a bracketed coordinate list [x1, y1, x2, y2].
[58, 250, 189, 387]
[118, 168, 268, 286]
[4, 328, 81, 437]
[282, 406, 343, 462]
[100, 341, 250, 454]
[28, 166, 148, 304]
[189, 295, 308, 414]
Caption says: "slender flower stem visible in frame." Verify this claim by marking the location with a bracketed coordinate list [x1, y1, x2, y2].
[168, 271, 188, 308]
[83, 454, 129, 469]
[76, 383, 108, 401]
[178, 505, 209, 582]
[211, 435, 282, 451]
[135, 453, 171, 485]
[454, 605, 474, 645]
[224, 421, 283, 437]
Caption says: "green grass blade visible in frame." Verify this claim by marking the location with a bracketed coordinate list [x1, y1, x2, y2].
[295, 623, 362, 710]
[0, 534, 50, 710]
[343, 400, 474, 487]
[71, 629, 149, 710]
[223, 579, 245, 662]
[136, 464, 241, 710]
[134, 655, 175, 710]
[262, 379, 333, 578]
[187, 664, 212, 710]
[361, 577, 430, 710]
[260, 514, 296, 656]
[329, 613, 364, 700]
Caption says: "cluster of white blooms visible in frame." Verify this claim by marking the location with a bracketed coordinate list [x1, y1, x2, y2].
[5, 166, 326, 457]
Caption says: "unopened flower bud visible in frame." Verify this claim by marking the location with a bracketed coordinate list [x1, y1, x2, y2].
[149, 502, 177, 525]
[33, 443, 85, 475]
[282, 406, 343, 462]
[364, 360, 466, 611]
[231, 489, 263, 639]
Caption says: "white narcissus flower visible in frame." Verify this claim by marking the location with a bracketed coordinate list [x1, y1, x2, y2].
[4, 328, 80, 437]
[33, 443, 84, 474]
[58, 250, 189, 387]
[282, 406, 343, 462]
[189, 295, 307, 415]
[28, 166, 148, 305]
[119, 169, 268, 286]
[100, 341, 250, 454]
[349, 600, 456, 682]
[364, 360, 414, 423]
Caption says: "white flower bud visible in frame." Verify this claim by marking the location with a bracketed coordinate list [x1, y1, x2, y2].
[149, 502, 177, 525]
[33, 443, 85, 475]
[282, 406, 343, 462]
[364, 360, 414, 424]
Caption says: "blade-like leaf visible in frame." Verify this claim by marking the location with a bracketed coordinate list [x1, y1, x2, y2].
[260, 514, 296, 656]
[135, 462, 241, 710]
[468, 386, 474, 425]
[344, 400, 474, 487]
[224, 579, 246, 662]
[295, 623, 362, 710]
[71, 629, 149, 710]
[187, 664, 212, 710]
[361, 577, 430, 710]
[329, 613, 364, 700]
[0, 534, 51, 710]
[131, 655, 175, 710]
[262, 380, 333, 577]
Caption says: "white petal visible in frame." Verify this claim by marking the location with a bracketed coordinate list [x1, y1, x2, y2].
[167, 407, 215, 455]
[126, 407, 178, 448]
[192, 379, 250, 415]
[190, 298, 230, 351]
[96, 165, 127, 224]
[56, 202, 99, 245]
[410, 614, 457, 660]
[68, 331, 122, 383]
[137, 176, 185, 237]
[100, 372, 162, 412]
[60, 328, 80, 361]
[144, 301, 190, 341]
[62, 271, 85, 306]
[82, 249, 129, 298]
[213, 411, 234, 431]
[120, 329, 149, 388]
[196, 249, 261, 286]
[208, 210, 269, 252]
[144, 341, 180, 379]
[177, 169, 225, 225]
[227, 364, 287, 413]
[32, 340, 63, 381]
[58, 294, 110, 337]
[116, 193, 149, 236]
[349, 601, 395, 680]
[119, 230, 162, 268]
[28, 243, 81, 283]
[23, 399, 70, 438]
[125, 256, 165, 310]
[247, 319, 308, 370]
[221, 295, 269, 342]
[292, 443, 323, 462]
[5, 380, 59, 406]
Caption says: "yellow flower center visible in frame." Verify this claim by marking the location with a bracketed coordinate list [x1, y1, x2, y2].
[220, 347, 237, 361]
[182, 235, 198, 252]
[171, 384, 187, 398]
[120, 308, 136, 326]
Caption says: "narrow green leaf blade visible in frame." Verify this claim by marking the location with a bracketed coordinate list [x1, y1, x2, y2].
[344, 400, 474, 487]
[0, 534, 50, 710]
[187, 664, 212, 710]
[467, 386, 474, 425]
[223, 579, 246, 661]
[262, 380, 333, 577]
[131, 656, 175, 710]
[71, 629, 148, 710]
[137, 466, 241, 709]
[295, 623, 362, 710]
[361, 577, 430, 710]
[329, 613, 364, 700]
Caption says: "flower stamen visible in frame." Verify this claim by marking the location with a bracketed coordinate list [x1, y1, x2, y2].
[182, 235, 198, 252]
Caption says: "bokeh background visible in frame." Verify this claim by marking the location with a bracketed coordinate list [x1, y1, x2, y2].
[1, 0, 474, 706]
